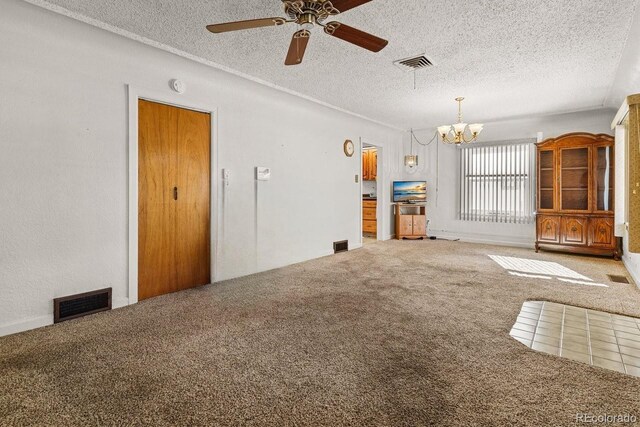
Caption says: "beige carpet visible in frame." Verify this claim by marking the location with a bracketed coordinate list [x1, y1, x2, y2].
[1, 240, 639, 426]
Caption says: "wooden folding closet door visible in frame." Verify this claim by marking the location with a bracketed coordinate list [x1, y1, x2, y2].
[175, 106, 211, 291]
[138, 100, 211, 301]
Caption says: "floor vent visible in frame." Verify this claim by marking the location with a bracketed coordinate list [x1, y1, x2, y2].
[393, 54, 434, 72]
[333, 240, 349, 254]
[54, 288, 112, 323]
[607, 274, 630, 284]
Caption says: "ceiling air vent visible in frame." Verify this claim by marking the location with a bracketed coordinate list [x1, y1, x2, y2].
[393, 54, 434, 72]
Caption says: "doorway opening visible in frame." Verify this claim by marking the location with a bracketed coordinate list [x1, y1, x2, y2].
[362, 142, 381, 245]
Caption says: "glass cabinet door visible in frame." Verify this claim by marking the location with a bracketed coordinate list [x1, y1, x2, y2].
[538, 150, 555, 210]
[560, 147, 589, 211]
[595, 146, 614, 212]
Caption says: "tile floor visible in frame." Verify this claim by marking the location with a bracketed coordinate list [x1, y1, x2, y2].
[363, 236, 377, 245]
[511, 301, 640, 377]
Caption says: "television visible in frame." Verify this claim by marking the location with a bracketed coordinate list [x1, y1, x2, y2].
[393, 181, 427, 203]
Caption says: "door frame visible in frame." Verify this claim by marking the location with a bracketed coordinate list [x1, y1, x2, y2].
[127, 84, 219, 305]
[360, 138, 384, 243]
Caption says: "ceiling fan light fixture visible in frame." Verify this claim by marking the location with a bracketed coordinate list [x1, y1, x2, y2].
[298, 12, 316, 30]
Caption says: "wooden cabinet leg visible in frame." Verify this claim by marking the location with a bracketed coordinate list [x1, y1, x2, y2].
[535, 242, 540, 253]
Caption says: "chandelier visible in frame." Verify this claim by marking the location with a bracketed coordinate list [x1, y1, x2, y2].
[437, 97, 484, 144]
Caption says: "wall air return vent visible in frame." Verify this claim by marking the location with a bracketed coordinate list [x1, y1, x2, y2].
[393, 54, 434, 72]
[333, 240, 349, 254]
[54, 288, 112, 323]
[607, 274, 630, 284]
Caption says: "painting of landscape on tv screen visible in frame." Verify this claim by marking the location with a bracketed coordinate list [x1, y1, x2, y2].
[394, 181, 426, 202]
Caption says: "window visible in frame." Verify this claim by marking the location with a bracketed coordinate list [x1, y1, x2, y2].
[459, 140, 535, 223]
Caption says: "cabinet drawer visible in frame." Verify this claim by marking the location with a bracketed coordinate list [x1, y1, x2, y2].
[537, 215, 561, 243]
[363, 220, 377, 233]
[589, 217, 615, 248]
[561, 216, 588, 246]
[363, 200, 377, 208]
[363, 207, 376, 220]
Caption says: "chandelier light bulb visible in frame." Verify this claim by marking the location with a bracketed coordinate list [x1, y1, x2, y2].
[453, 123, 468, 134]
[469, 123, 484, 135]
[438, 125, 452, 137]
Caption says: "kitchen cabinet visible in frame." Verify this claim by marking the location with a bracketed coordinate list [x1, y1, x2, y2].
[363, 199, 377, 235]
[362, 149, 377, 181]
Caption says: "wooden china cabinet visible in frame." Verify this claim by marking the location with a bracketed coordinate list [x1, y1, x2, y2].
[535, 133, 620, 259]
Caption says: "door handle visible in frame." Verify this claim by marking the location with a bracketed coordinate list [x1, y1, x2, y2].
[173, 187, 178, 201]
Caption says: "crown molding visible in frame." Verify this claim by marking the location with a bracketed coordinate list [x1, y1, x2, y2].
[21, 0, 404, 132]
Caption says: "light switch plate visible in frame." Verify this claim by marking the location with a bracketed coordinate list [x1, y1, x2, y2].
[256, 167, 271, 181]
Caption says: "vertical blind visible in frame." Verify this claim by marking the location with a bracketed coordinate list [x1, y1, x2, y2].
[459, 140, 536, 224]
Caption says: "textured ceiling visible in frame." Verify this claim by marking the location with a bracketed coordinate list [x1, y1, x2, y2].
[28, 0, 639, 129]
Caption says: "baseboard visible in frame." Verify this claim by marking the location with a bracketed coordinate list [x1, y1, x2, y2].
[0, 297, 131, 337]
[622, 254, 640, 289]
[430, 230, 535, 249]
[0, 315, 52, 337]
[113, 297, 130, 309]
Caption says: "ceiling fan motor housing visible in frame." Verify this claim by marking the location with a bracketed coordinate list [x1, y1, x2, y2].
[283, 1, 338, 26]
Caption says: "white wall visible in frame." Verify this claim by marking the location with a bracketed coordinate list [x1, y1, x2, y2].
[402, 109, 616, 246]
[0, 0, 403, 335]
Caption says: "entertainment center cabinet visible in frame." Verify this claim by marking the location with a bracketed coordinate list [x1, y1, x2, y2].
[394, 204, 427, 240]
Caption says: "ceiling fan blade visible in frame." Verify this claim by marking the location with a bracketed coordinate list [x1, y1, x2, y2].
[207, 17, 287, 34]
[324, 22, 388, 52]
[285, 30, 310, 66]
[330, 0, 373, 13]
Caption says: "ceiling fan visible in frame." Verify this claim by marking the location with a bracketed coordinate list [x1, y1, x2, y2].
[206, 0, 388, 66]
